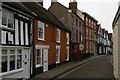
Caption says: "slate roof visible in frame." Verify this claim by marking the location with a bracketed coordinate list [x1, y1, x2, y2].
[22, 2, 71, 32]
[82, 12, 98, 22]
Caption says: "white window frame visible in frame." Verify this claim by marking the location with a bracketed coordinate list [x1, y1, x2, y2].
[1, 8, 14, 30]
[36, 49, 43, 68]
[66, 47, 69, 61]
[38, 21, 45, 41]
[56, 29, 60, 43]
[56, 46, 60, 63]
[1, 49, 23, 74]
[66, 33, 69, 44]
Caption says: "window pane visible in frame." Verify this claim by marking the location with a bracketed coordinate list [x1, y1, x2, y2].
[8, 18, 13, 28]
[2, 16, 7, 26]
[17, 50, 22, 55]
[56, 49, 59, 62]
[2, 50, 7, 55]
[36, 49, 42, 65]
[2, 56, 7, 72]
[10, 50, 15, 54]
[10, 56, 15, 71]
[17, 55, 22, 69]
[37, 58, 40, 65]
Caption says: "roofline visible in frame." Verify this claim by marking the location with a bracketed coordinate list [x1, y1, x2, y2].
[2, 2, 35, 18]
[112, 6, 120, 28]
[82, 12, 98, 22]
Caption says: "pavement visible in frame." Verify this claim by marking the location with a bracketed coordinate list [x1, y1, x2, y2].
[28, 55, 105, 79]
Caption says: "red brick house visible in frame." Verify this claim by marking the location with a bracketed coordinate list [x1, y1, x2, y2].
[49, 1, 86, 61]
[23, 2, 70, 76]
[82, 12, 98, 55]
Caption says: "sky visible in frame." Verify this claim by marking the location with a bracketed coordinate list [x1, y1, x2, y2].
[43, 0, 120, 33]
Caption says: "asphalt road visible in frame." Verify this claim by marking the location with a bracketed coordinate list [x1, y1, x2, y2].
[58, 55, 114, 79]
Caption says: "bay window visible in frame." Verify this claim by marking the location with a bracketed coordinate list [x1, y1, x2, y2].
[1, 49, 22, 73]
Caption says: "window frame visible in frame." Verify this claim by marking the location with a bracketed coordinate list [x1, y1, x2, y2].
[38, 21, 45, 41]
[1, 49, 23, 73]
[56, 46, 60, 64]
[1, 8, 14, 29]
[56, 29, 60, 43]
[66, 33, 69, 44]
[36, 49, 43, 68]
[66, 47, 69, 61]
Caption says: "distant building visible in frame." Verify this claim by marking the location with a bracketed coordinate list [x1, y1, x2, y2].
[112, 2, 120, 80]
[82, 12, 98, 55]
[68, 1, 98, 56]
[97, 24, 103, 55]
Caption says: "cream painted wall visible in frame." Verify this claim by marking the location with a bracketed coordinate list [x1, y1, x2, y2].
[118, 17, 120, 80]
[113, 19, 119, 79]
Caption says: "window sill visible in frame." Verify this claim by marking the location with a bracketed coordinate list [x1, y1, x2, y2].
[56, 41, 60, 43]
[36, 64, 43, 68]
[56, 61, 60, 64]
[0, 68, 23, 77]
[38, 38, 45, 41]
[0, 24, 15, 32]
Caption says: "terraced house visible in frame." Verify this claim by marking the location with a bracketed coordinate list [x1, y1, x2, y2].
[23, 2, 70, 76]
[82, 12, 98, 55]
[0, 2, 70, 79]
[49, 1, 86, 61]
[0, 2, 35, 79]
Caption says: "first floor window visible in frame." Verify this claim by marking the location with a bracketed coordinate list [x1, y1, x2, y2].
[66, 33, 69, 44]
[38, 21, 44, 40]
[56, 46, 60, 63]
[1, 49, 22, 73]
[36, 49, 42, 67]
[2, 8, 14, 28]
[56, 29, 60, 43]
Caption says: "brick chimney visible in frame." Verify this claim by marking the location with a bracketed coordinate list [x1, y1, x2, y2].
[69, 0, 77, 13]
[51, 0, 57, 5]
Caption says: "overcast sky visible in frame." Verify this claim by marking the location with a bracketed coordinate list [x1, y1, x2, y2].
[43, 0, 119, 33]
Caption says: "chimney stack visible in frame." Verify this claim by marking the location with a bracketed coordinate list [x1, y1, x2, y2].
[69, 0, 77, 13]
[51, 0, 57, 5]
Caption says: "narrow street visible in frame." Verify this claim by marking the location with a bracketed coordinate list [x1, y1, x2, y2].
[57, 55, 114, 79]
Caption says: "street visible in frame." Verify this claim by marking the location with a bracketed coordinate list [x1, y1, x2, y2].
[57, 55, 114, 79]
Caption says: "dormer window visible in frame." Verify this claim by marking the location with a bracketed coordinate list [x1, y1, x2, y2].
[2, 8, 14, 29]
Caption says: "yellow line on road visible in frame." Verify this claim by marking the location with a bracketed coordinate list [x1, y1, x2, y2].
[58, 61, 94, 78]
